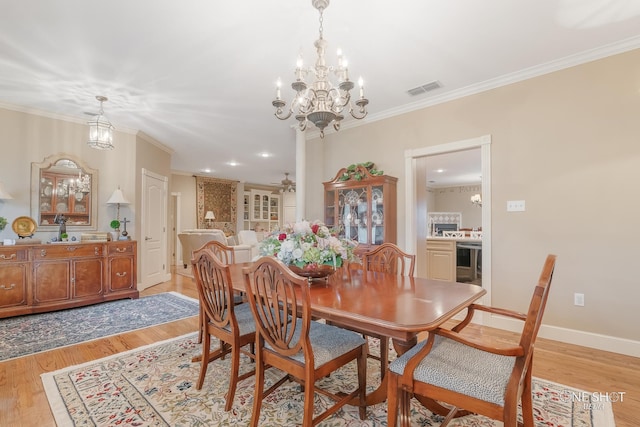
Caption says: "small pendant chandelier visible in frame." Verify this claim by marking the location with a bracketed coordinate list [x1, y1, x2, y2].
[87, 95, 115, 150]
[272, 0, 369, 138]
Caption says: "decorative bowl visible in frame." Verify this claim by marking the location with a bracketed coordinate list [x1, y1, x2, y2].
[288, 264, 336, 281]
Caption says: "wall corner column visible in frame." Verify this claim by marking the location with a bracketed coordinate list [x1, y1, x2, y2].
[295, 128, 306, 221]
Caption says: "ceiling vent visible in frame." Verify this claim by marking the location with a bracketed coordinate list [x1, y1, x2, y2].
[407, 81, 442, 96]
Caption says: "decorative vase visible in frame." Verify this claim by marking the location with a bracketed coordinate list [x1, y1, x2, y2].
[288, 264, 336, 283]
[110, 231, 120, 241]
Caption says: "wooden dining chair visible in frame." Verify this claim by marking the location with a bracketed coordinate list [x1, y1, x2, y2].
[387, 254, 557, 427]
[191, 247, 256, 411]
[243, 256, 368, 427]
[362, 243, 416, 378]
[194, 240, 244, 344]
[202, 239, 236, 264]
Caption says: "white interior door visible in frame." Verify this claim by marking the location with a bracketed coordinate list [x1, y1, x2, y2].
[141, 169, 168, 288]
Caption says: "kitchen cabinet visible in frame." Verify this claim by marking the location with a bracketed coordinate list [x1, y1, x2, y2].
[426, 239, 456, 282]
[323, 165, 397, 253]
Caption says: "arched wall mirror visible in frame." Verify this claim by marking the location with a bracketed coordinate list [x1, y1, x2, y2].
[31, 153, 98, 231]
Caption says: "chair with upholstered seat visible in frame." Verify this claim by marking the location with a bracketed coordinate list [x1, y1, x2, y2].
[359, 243, 416, 379]
[243, 256, 368, 427]
[191, 247, 257, 411]
[387, 254, 557, 427]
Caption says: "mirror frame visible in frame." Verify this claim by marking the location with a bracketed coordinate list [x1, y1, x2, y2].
[31, 153, 99, 232]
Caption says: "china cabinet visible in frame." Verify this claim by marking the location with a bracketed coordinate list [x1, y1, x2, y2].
[248, 190, 280, 231]
[323, 165, 397, 253]
[0, 241, 138, 318]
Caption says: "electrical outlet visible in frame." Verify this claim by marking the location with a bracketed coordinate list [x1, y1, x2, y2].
[507, 200, 526, 212]
[574, 293, 585, 306]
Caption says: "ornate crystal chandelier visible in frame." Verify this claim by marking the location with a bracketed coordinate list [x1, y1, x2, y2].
[272, 0, 369, 138]
[87, 95, 115, 150]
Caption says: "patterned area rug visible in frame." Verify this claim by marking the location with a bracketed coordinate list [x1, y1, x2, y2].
[0, 292, 198, 361]
[42, 333, 616, 427]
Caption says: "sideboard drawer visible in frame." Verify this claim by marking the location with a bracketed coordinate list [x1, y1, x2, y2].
[0, 247, 29, 263]
[108, 242, 135, 255]
[33, 244, 104, 260]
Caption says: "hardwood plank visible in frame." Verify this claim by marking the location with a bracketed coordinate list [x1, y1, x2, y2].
[0, 269, 636, 427]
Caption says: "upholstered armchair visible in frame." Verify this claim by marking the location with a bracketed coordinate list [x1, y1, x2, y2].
[178, 229, 252, 267]
[237, 230, 260, 260]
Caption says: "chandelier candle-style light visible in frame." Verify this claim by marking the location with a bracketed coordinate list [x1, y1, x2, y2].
[69, 171, 91, 201]
[471, 194, 482, 207]
[87, 95, 115, 150]
[272, 0, 369, 138]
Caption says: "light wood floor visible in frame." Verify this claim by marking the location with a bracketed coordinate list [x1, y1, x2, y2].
[1, 270, 638, 426]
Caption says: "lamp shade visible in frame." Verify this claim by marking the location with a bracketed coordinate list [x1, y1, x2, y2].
[0, 182, 13, 200]
[107, 188, 130, 205]
[205, 211, 215, 220]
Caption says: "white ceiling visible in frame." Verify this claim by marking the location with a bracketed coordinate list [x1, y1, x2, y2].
[1, 1, 639, 187]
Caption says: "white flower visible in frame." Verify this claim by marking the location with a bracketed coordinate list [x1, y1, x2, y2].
[293, 220, 311, 235]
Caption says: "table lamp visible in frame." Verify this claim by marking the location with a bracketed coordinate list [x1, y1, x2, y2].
[205, 211, 215, 229]
[107, 186, 131, 226]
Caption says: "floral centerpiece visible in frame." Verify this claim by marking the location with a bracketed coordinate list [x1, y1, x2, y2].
[260, 220, 358, 278]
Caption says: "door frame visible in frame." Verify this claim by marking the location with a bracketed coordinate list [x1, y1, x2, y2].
[404, 134, 492, 306]
[171, 191, 182, 267]
[140, 168, 170, 290]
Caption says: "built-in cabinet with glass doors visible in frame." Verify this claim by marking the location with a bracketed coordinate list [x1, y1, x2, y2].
[323, 166, 397, 253]
[243, 189, 280, 232]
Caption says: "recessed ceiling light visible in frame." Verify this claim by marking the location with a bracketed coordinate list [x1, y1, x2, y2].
[258, 152, 272, 158]
[202, 168, 212, 173]
[227, 161, 239, 167]
[436, 169, 445, 173]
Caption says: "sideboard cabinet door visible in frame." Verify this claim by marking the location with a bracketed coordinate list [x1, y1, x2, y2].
[0, 247, 29, 314]
[107, 241, 138, 298]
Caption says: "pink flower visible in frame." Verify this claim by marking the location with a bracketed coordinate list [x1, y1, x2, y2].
[311, 224, 320, 234]
[278, 233, 287, 241]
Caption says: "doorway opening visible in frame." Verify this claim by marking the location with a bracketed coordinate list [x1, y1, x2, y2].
[404, 135, 491, 302]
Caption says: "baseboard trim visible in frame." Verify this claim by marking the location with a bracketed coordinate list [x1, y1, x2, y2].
[137, 273, 172, 292]
[486, 314, 640, 358]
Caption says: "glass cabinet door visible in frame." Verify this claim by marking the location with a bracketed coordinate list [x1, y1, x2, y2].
[261, 195, 269, 220]
[371, 185, 384, 245]
[338, 187, 368, 244]
[324, 190, 335, 229]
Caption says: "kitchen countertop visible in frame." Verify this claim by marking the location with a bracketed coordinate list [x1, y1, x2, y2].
[427, 236, 482, 243]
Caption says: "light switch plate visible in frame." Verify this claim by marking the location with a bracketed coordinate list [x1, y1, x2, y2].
[507, 200, 525, 212]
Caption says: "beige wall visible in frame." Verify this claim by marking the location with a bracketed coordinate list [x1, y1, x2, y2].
[171, 174, 198, 232]
[431, 185, 483, 229]
[0, 107, 138, 240]
[0, 106, 172, 286]
[306, 48, 640, 345]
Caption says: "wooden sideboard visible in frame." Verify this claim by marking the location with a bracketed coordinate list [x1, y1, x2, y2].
[0, 240, 138, 318]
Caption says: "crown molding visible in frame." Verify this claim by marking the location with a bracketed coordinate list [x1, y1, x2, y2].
[0, 101, 137, 135]
[331, 36, 640, 134]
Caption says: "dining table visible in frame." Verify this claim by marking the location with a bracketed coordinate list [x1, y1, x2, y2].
[227, 261, 486, 406]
